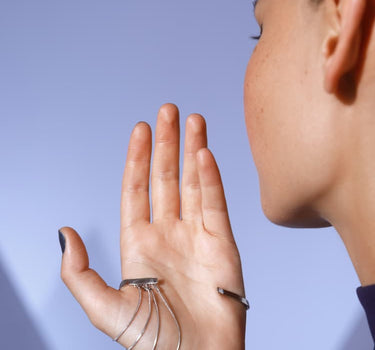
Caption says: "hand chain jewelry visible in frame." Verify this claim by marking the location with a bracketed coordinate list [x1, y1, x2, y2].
[113, 278, 250, 349]
[113, 278, 181, 350]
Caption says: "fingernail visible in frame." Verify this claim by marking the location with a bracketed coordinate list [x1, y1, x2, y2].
[58, 230, 66, 253]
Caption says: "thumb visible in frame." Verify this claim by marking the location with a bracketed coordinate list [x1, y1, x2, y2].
[58, 226, 119, 332]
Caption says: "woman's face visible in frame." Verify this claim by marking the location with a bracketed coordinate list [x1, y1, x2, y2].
[244, 0, 338, 228]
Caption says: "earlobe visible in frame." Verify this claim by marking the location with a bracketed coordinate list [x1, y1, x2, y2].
[323, 0, 366, 94]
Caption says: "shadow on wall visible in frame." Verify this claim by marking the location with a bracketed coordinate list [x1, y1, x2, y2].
[340, 312, 373, 350]
[0, 255, 49, 350]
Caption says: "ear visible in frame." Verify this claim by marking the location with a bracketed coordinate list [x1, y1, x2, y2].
[323, 0, 366, 93]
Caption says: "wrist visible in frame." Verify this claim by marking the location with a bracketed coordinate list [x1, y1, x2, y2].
[198, 307, 246, 350]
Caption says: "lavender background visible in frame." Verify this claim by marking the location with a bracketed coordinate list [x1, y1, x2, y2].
[0, 0, 372, 348]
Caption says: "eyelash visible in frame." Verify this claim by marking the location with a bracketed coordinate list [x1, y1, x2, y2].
[251, 24, 263, 41]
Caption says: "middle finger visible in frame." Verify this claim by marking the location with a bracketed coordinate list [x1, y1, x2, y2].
[151, 103, 180, 221]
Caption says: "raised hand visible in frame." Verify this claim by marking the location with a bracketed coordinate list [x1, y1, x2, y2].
[59, 104, 246, 349]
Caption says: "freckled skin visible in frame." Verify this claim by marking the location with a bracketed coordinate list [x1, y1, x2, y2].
[244, 0, 375, 287]
[244, 0, 337, 227]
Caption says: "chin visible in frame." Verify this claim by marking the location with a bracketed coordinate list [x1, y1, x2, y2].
[260, 187, 332, 229]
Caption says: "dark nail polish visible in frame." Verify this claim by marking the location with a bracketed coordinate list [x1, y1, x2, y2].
[58, 230, 66, 253]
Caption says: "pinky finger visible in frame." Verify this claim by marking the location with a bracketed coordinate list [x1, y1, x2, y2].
[196, 149, 233, 239]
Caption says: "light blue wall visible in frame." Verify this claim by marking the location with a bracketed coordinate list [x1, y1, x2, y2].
[0, 0, 372, 348]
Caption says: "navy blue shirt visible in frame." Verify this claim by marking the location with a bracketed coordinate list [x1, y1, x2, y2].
[357, 284, 375, 345]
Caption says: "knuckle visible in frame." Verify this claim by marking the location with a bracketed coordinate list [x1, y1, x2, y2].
[126, 153, 150, 164]
[155, 137, 179, 145]
[124, 183, 149, 193]
[188, 181, 201, 190]
[89, 313, 102, 330]
[60, 269, 70, 285]
[203, 205, 227, 215]
[153, 169, 178, 182]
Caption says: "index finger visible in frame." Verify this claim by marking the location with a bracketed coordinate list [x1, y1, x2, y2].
[120, 122, 152, 230]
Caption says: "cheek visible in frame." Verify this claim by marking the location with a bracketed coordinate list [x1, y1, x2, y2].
[243, 41, 336, 226]
[244, 45, 275, 172]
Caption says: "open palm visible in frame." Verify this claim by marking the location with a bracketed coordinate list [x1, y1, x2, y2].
[59, 104, 246, 349]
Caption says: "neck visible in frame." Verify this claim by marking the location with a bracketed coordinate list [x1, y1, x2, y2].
[320, 104, 375, 286]
[327, 192, 375, 287]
